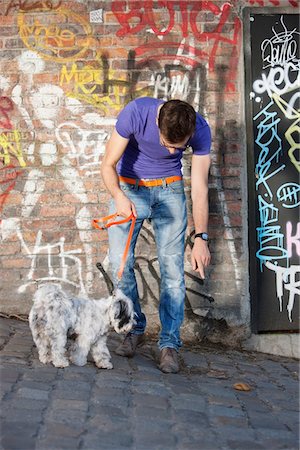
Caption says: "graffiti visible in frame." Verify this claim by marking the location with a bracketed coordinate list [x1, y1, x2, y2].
[17, 8, 93, 62]
[0, 97, 14, 130]
[150, 64, 204, 102]
[249, 13, 299, 329]
[0, 165, 22, 222]
[253, 99, 295, 268]
[60, 53, 153, 113]
[0, 55, 106, 294]
[256, 196, 287, 268]
[277, 183, 300, 209]
[4, 0, 62, 15]
[55, 122, 107, 176]
[248, 0, 299, 7]
[273, 92, 300, 172]
[111, 0, 241, 92]
[254, 101, 284, 199]
[16, 228, 87, 295]
[60, 60, 128, 113]
[261, 16, 300, 69]
[252, 17, 300, 115]
[265, 261, 300, 322]
[151, 69, 189, 99]
[253, 64, 300, 100]
[286, 221, 300, 258]
[61, 54, 208, 114]
[0, 130, 26, 168]
[256, 224, 288, 265]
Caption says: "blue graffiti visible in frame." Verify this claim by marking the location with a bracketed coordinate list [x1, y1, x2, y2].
[258, 195, 278, 226]
[256, 195, 288, 269]
[254, 100, 285, 199]
[253, 101, 288, 270]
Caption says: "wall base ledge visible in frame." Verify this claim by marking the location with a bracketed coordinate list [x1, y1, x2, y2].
[242, 333, 299, 359]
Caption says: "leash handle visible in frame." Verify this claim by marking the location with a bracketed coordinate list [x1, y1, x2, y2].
[117, 214, 136, 279]
[92, 213, 133, 230]
[92, 213, 136, 279]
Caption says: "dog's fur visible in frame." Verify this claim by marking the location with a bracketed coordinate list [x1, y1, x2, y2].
[29, 284, 135, 369]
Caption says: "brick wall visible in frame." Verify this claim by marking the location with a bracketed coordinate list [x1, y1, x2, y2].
[0, 0, 296, 346]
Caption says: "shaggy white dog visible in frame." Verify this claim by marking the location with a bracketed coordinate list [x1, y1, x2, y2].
[29, 284, 135, 369]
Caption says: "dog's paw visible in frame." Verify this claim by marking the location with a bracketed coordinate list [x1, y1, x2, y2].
[39, 355, 51, 365]
[52, 358, 69, 368]
[96, 360, 113, 370]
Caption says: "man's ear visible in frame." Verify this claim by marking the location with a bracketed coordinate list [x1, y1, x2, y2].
[156, 104, 163, 126]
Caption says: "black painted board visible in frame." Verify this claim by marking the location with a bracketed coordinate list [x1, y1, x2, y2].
[246, 12, 299, 332]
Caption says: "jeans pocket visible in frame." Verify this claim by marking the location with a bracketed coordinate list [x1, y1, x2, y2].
[167, 181, 185, 194]
[120, 183, 135, 192]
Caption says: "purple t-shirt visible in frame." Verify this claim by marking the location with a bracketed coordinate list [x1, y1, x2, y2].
[116, 97, 211, 179]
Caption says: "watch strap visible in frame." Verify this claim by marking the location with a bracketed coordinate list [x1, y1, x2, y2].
[194, 232, 209, 241]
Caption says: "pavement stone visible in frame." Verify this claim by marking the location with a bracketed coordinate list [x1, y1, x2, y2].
[0, 317, 299, 450]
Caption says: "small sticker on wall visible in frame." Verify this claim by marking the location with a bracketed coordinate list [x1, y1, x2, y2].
[90, 9, 103, 23]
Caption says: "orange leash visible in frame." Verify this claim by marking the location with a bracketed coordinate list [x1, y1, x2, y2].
[92, 213, 136, 279]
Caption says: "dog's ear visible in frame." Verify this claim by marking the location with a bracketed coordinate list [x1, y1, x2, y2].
[114, 288, 126, 300]
[114, 299, 131, 329]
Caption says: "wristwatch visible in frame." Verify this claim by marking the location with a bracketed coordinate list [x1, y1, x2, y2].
[194, 232, 209, 242]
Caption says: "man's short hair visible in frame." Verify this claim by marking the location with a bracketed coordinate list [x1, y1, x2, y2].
[158, 99, 196, 143]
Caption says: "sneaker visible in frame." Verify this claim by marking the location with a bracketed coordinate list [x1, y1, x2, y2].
[115, 333, 145, 357]
[159, 347, 179, 373]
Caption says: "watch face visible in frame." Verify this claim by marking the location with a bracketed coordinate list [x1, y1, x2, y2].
[201, 233, 208, 241]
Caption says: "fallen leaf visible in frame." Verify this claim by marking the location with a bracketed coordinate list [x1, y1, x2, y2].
[233, 382, 252, 391]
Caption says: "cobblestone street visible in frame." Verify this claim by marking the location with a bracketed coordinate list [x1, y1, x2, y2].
[0, 317, 299, 450]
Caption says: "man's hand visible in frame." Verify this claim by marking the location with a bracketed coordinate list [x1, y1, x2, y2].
[191, 238, 211, 279]
[114, 191, 137, 218]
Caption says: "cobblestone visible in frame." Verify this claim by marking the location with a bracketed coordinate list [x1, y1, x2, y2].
[0, 317, 299, 450]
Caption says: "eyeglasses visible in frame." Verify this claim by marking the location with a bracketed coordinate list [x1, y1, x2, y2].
[160, 136, 190, 151]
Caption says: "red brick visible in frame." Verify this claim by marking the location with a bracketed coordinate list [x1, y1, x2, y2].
[23, 220, 59, 230]
[0, 242, 20, 255]
[1, 258, 32, 269]
[0, 16, 15, 25]
[62, 193, 98, 204]
[4, 38, 24, 49]
[220, 167, 241, 177]
[0, 193, 23, 205]
[40, 205, 76, 217]
[33, 73, 59, 84]
[223, 178, 242, 190]
[38, 194, 61, 204]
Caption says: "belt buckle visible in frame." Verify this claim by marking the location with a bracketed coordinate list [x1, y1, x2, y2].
[140, 178, 160, 186]
[152, 178, 163, 187]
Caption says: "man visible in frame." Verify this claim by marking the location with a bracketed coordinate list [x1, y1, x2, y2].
[101, 97, 211, 373]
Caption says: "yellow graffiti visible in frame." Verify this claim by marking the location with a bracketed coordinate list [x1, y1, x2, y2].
[60, 63, 103, 94]
[60, 62, 125, 112]
[60, 62, 152, 113]
[0, 130, 26, 167]
[17, 8, 93, 62]
[273, 93, 300, 173]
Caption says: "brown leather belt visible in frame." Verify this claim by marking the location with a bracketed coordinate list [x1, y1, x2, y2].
[119, 175, 182, 187]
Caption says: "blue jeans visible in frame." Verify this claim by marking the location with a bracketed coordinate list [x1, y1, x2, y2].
[108, 180, 187, 351]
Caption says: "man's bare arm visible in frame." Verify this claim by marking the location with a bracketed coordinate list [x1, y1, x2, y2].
[101, 129, 137, 217]
[190, 154, 211, 278]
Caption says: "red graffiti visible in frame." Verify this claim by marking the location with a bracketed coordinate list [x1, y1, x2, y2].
[0, 97, 14, 130]
[112, 1, 241, 92]
[248, 0, 298, 6]
[0, 165, 22, 221]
